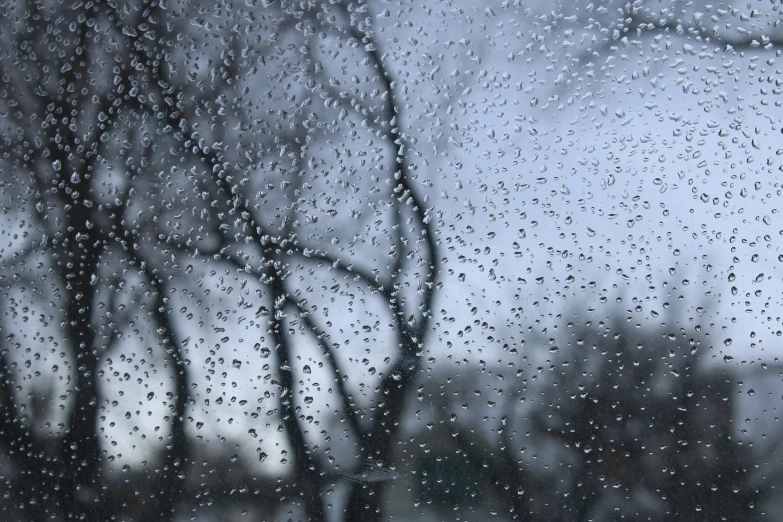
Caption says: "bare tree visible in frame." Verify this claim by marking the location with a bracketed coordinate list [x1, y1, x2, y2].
[0, 1, 192, 519]
[2, 0, 437, 520]
[139, 2, 440, 518]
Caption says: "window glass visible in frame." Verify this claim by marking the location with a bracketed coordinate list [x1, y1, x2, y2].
[0, 0, 780, 520]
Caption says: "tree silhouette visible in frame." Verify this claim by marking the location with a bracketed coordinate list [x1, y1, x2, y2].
[0, 1, 190, 517]
[424, 307, 774, 521]
[531, 313, 769, 520]
[0, 0, 436, 520]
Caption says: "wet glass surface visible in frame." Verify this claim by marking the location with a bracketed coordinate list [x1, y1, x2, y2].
[0, 0, 781, 520]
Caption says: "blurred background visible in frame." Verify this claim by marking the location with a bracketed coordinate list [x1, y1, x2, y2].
[0, 0, 781, 520]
